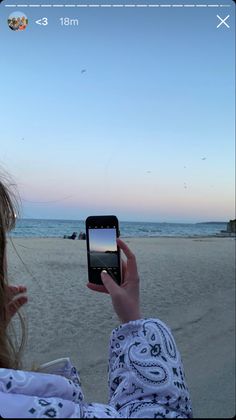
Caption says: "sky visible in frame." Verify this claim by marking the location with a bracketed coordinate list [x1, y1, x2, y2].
[0, 0, 235, 223]
[89, 228, 117, 252]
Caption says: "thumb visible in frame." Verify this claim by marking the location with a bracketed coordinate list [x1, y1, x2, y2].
[101, 270, 120, 296]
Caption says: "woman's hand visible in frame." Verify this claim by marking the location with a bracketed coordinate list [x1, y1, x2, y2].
[6, 285, 28, 323]
[101, 238, 141, 324]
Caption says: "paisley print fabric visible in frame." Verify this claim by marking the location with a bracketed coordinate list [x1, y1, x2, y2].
[0, 318, 192, 418]
[108, 319, 192, 418]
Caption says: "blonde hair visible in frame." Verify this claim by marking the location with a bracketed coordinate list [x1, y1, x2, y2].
[0, 176, 26, 369]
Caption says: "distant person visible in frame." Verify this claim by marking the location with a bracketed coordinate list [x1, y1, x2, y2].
[63, 231, 77, 240]
[69, 231, 77, 240]
[0, 177, 192, 418]
[78, 231, 86, 240]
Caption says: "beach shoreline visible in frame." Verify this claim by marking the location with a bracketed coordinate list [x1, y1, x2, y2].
[12, 219, 228, 239]
[9, 233, 236, 240]
[7, 237, 235, 418]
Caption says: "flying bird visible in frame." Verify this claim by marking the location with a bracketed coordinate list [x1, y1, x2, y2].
[201, 157, 207, 160]
[81, 69, 86, 74]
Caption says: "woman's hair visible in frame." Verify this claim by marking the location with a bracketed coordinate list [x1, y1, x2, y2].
[0, 176, 26, 369]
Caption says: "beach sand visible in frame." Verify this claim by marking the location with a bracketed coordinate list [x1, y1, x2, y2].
[7, 237, 235, 418]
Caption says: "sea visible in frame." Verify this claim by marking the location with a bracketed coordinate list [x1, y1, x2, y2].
[9, 219, 228, 238]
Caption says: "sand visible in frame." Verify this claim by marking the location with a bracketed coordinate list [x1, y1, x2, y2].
[7, 236, 235, 418]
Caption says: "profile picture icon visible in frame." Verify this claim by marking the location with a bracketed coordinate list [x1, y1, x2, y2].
[8, 12, 28, 31]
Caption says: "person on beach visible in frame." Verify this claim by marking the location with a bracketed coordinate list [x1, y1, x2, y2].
[63, 231, 77, 239]
[69, 231, 77, 240]
[0, 178, 192, 418]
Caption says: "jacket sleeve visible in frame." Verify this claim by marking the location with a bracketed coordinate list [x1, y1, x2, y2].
[0, 393, 121, 418]
[0, 391, 82, 418]
[0, 361, 120, 419]
[108, 318, 193, 418]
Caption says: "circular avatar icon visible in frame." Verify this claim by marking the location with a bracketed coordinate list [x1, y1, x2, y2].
[8, 12, 28, 31]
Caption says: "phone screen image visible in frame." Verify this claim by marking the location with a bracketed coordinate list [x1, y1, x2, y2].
[86, 216, 121, 285]
[88, 228, 118, 269]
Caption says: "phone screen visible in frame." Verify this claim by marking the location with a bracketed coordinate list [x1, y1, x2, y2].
[86, 216, 121, 285]
[88, 228, 118, 268]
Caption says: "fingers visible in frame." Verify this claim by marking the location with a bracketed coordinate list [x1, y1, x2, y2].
[117, 238, 138, 274]
[8, 285, 27, 294]
[87, 282, 109, 294]
[8, 285, 27, 291]
[8, 296, 28, 318]
[5, 285, 28, 322]
[7, 285, 27, 299]
[117, 238, 135, 260]
[101, 270, 120, 296]
[121, 259, 127, 283]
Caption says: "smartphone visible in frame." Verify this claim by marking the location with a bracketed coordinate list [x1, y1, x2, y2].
[85, 215, 122, 287]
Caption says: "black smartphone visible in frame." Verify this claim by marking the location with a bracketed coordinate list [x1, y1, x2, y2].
[85, 215, 122, 287]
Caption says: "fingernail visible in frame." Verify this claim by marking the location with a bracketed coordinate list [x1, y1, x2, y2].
[101, 270, 108, 276]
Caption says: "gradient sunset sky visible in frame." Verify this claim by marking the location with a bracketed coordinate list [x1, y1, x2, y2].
[89, 228, 117, 253]
[0, 1, 235, 222]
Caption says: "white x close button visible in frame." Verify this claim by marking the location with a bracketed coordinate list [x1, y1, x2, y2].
[217, 15, 230, 29]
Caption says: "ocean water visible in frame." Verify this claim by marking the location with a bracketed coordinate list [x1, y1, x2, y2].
[9, 219, 227, 238]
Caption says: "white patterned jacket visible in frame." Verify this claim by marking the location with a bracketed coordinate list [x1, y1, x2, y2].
[0, 319, 192, 418]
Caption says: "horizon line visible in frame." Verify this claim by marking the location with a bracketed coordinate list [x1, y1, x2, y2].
[17, 217, 229, 224]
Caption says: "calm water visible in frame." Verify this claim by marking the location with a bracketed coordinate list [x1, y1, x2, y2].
[10, 219, 227, 238]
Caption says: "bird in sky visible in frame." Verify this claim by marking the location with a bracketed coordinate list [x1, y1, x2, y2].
[81, 69, 86, 74]
[201, 157, 207, 160]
